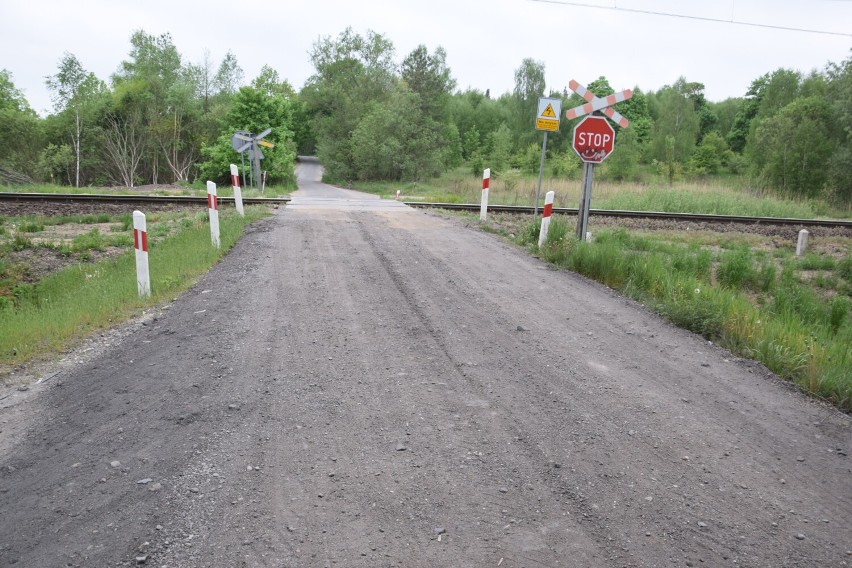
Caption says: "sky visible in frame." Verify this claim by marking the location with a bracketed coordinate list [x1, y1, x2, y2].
[2, 0, 850, 116]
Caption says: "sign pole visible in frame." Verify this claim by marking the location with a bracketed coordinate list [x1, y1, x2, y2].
[534, 131, 548, 217]
[240, 152, 247, 190]
[576, 162, 594, 241]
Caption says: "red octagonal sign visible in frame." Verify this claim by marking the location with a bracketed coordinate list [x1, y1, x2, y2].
[573, 116, 616, 163]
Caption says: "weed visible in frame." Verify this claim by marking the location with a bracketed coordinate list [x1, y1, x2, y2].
[19, 221, 44, 233]
[829, 296, 849, 335]
[717, 247, 756, 289]
[12, 235, 32, 251]
[71, 229, 106, 252]
[797, 254, 836, 271]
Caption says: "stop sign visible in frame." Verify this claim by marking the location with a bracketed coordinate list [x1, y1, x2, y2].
[573, 116, 616, 163]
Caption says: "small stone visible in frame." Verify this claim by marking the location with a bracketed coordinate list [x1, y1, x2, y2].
[155, 525, 163, 531]
[247, 466, 253, 471]
[228, 404, 240, 411]
[135, 555, 148, 565]
[149, 483, 162, 492]
[795, 533, 806, 540]
[436, 527, 446, 535]
[499, 487, 508, 494]
[516, 325, 528, 332]
[189, 487, 199, 494]
[395, 444, 407, 452]
[16, 385, 29, 392]
[136, 478, 152, 485]
[71, 463, 81, 468]
[796, 457, 805, 462]
[697, 522, 707, 528]
[110, 460, 121, 468]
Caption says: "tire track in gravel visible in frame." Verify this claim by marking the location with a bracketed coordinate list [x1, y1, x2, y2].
[1, 178, 849, 568]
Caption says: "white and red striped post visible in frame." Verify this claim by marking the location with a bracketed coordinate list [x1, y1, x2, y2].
[230, 164, 244, 216]
[132, 210, 150, 297]
[206, 181, 220, 249]
[538, 191, 555, 247]
[480, 168, 490, 222]
[395, 189, 401, 200]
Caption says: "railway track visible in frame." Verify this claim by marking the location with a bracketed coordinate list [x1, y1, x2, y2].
[404, 201, 852, 228]
[0, 192, 849, 229]
[0, 192, 289, 206]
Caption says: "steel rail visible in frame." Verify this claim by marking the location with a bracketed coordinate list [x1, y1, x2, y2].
[1, 193, 848, 228]
[403, 202, 852, 228]
[0, 192, 290, 205]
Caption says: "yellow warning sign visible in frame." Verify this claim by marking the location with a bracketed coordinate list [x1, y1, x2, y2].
[535, 98, 562, 132]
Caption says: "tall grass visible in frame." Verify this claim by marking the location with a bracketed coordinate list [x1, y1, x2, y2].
[0, 207, 269, 366]
[355, 169, 846, 219]
[524, 219, 852, 410]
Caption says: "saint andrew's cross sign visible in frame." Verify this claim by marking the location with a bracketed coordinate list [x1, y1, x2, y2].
[564, 79, 633, 242]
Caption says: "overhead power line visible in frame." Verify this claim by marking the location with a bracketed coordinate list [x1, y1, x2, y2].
[527, 0, 852, 37]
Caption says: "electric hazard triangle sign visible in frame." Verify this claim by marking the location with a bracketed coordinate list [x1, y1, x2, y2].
[536, 97, 562, 132]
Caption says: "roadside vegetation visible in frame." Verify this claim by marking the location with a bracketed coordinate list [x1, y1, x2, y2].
[2, 27, 850, 211]
[0, 206, 269, 371]
[463, 211, 851, 411]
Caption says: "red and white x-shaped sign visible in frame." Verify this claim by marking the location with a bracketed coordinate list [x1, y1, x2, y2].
[565, 80, 633, 128]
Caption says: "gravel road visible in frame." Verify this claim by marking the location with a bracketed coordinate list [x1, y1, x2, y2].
[0, 158, 849, 567]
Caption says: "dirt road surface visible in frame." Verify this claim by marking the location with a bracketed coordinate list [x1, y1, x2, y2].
[0, 157, 849, 567]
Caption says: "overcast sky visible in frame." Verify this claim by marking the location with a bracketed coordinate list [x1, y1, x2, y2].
[2, 0, 850, 116]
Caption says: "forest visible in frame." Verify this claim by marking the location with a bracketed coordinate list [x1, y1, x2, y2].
[0, 28, 849, 206]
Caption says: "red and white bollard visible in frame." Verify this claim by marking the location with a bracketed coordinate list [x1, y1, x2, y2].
[230, 164, 244, 216]
[538, 190, 555, 247]
[207, 181, 220, 249]
[480, 168, 490, 222]
[132, 210, 150, 297]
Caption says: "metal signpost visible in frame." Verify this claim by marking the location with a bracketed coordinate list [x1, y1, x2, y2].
[232, 128, 274, 192]
[534, 97, 562, 217]
[566, 80, 633, 241]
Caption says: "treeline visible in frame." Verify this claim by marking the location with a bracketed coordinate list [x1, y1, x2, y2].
[0, 31, 302, 188]
[0, 28, 849, 205]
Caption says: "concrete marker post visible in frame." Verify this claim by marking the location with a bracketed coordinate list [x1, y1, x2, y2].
[207, 181, 220, 249]
[796, 229, 809, 257]
[132, 210, 150, 298]
[538, 190, 555, 248]
[480, 168, 490, 222]
[230, 164, 245, 216]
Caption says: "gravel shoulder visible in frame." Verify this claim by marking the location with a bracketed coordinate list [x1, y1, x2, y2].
[0, 168, 849, 567]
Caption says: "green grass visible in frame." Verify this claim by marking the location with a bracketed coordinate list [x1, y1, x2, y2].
[353, 168, 849, 219]
[516, 219, 852, 411]
[0, 207, 270, 367]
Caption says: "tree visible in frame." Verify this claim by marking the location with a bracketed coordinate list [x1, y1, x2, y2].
[46, 53, 105, 187]
[301, 27, 397, 181]
[401, 45, 455, 122]
[647, 81, 700, 167]
[690, 131, 727, 176]
[750, 96, 834, 197]
[0, 70, 43, 181]
[825, 54, 852, 206]
[198, 86, 296, 186]
[512, 58, 546, 147]
[214, 51, 244, 96]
